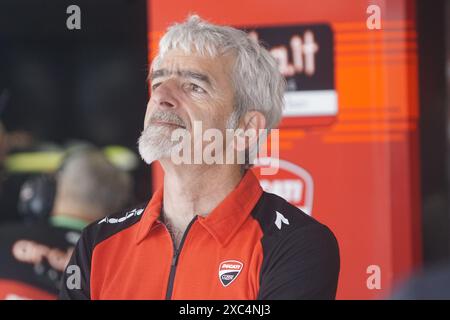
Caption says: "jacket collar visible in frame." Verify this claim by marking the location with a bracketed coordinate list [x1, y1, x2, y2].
[135, 170, 263, 247]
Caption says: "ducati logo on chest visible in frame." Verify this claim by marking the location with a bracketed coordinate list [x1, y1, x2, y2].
[218, 260, 244, 287]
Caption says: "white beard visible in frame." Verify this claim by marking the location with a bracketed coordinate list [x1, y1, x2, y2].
[138, 124, 176, 164]
[138, 110, 240, 165]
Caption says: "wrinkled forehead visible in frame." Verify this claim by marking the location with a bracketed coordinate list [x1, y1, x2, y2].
[150, 49, 236, 86]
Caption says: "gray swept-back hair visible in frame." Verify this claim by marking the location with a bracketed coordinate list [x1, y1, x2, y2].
[151, 15, 286, 130]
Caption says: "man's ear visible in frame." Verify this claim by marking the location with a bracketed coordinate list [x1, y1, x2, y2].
[234, 111, 266, 152]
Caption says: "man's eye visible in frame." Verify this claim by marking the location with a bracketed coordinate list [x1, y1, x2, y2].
[151, 83, 161, 91]
[189, 83, 206, 93]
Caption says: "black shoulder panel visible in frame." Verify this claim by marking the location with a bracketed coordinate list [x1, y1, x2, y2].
[251, 192, 340, 300]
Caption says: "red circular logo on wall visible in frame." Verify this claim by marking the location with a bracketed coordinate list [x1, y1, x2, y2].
[252, 157, 314, 215]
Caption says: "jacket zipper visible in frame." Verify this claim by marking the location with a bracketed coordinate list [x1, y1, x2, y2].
[165, 215, 198, 300]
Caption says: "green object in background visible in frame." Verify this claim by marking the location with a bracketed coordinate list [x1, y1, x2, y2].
[50, 215, 88, 231]
[103, 145, 139, 171]
[4, 151, 65, 173]
[4, 145, 139, 174]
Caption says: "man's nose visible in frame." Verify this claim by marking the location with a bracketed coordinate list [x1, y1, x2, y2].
[151, 79, 179, 109]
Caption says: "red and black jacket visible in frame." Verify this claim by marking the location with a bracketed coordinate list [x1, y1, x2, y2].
[59, 170, 340, 300]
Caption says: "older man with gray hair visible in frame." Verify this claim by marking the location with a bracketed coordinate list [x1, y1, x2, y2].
[60, 15, 339, 300]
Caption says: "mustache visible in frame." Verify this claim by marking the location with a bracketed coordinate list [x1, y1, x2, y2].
[148, 111, 187, 128]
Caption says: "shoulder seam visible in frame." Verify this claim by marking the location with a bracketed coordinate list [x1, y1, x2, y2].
[86, 204, 148, 249]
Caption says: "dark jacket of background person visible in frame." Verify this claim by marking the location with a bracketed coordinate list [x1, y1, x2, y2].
[0, 217, 85, 299]
[0, 148, 132, 299]
[391, 260, 450, 300]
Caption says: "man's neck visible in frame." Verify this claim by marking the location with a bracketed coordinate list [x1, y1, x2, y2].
[160, 162, 243, 243]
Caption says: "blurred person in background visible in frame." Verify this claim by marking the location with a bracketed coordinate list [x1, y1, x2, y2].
[390, 261, 450, 299]
[0, 147, 132, 299]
